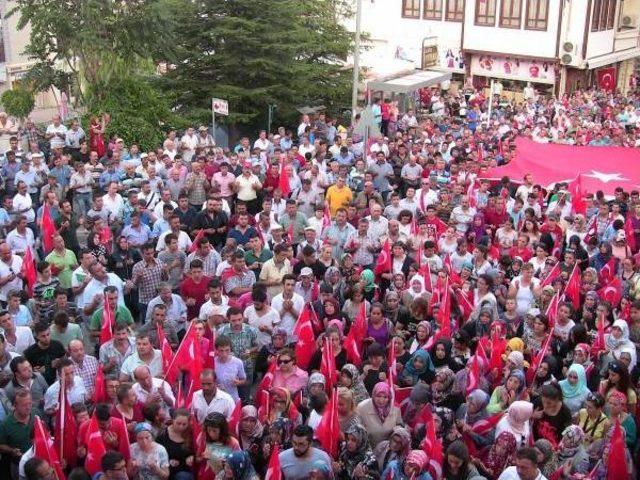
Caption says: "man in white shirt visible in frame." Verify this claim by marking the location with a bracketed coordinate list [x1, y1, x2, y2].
[119, 334, 163, 381]
[191, 369, 235, 423]
[270, 274, 304, 343]
[102, 181, 125, 223]
[156, 215, 192, 251]
[132, 365, 175, 413]
[244, 288, 281, 348]
[5, 216, 35, 256]
[43, 359, 87, 414]
[0, 242, 23, 303]
[0, 310, 34, 354]
[180, 127, 198, 163]
[497, 447, 547, 480]
[45, 114, 67, 150]
[12, 183, 35, 224]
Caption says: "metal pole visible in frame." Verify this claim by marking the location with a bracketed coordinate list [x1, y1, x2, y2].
[351, 0, 363, 124]
[486, 79, 494, 127]
[212, 109, 216, 146]
[268, 105, 273, 134]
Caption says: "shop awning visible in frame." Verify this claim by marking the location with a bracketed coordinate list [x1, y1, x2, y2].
[366, 69, 452, 94]
[587, 48, 640, 69]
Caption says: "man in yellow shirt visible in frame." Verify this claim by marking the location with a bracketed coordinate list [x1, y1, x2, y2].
[325, 175, 353, 216]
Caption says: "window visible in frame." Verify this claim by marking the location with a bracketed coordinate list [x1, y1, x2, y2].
[446, 0, 464, 22]
[423, 0, 442, 19]
[402, 0, 420, 18]
[475, 0, 497, 26]
[500, 0, 522, 28]
[591, 0, 617, 31]
[525, 0, 549, 31]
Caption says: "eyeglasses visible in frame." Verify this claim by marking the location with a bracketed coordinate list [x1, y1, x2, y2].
[277, 358, 292, 365]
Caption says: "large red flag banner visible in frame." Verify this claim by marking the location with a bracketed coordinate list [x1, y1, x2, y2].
[482, 137, 640, 194]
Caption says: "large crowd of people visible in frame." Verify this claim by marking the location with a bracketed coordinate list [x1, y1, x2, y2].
[0, 84, 639, 480]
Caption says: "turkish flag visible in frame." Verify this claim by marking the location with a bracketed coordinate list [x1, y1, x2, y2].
[564, 265, 581, 310]
[190, 229, 205, 253]
[471, 412, 504, 435]
[93, 364, 106, 403]
[545, 292, 561, 329]
[482, 137, 640, 194]
[322, 204, 332, 234]
[344, 328, 362, 367]
[374, 239, 392, 276]
[278, 161, 291, 197]
[599, 257, 618, 285]
[164, 323, 202, 401]
[454, 287, 474, 321]
[83, 416, 106, 476]
[597, 67, 616, 92]
[193, 419, 215, 480]
[41, 204, 57, 253]
[99, 294, 115, 345]
[567, 176, 586, 216]
[228, 399, 242, 437]
[54, 377, 78, 469]
[157, 323, 174, 374]
[607, 420, 630, 480]
[624, 217, 637, 253]
[526, 333, 552, 386]
[20, 248, 36, 297]
[540, 261, 561, 288]
[421, 407, 444, 480]
[597, 276, 623, 307]
[293, 304, 317, 369]
[254, 361, 275, 413]
[320, 337, 337, 393]
[315, 389, 340, 459]
[265, 443, 282, 480]
[34, 416, 66, 480]
[466, 354, 481, 395]
[437, 279, 452, 337]
[443, 254, 461, 285]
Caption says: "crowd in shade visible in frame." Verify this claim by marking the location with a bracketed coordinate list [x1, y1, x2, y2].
[0, 84, 639, 480]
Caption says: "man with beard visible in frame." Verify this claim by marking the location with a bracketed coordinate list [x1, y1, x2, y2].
[279, 425, 333, 480]
[192, 197, 228, 249]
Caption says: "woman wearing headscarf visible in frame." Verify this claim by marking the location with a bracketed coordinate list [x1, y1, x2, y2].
[340, 364, 370, 405]
[399, 349, 436, 387]
[299, 372, 326, 423]
[403, 275, 430, 310]
[337, 387, 361, 433]
[237, 406, 265, 476]
[431, 339, 458, 372]
[202, 413, 240, 477]
[223, 450, 259, 480]
[261, 417, 294, 459]
[454, 354, 490, 398]
[430, 367, 465, 411]
[260, 387, 301, 426]
[487, 370, 528, 413]
[381, 449, 433, 480]
[372, 426, 412, 473]
[559, 363, 590, 415]
[409, 321, 433, 354]
[335, 424, 380, 480]
[356, 381, 403, 448]
[532, 439, 560, 480]
[359, 269, 377, 302]
[455, 390, 494, 453]
[384, 291, 412, 338]
[590, 242, 615, 271]
[401, 382, 430, 429]
[322, 266, 345, 305]
[556, 425, 590, 477]
[309, 327, 348, 373]
[605, 390, 637, 450]
[603, 319, 637, 373]
[473, 431, 517, 480]
[494, 400, 533, 447]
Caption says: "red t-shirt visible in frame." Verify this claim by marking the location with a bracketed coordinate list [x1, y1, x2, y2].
[180, 275, 212, 319]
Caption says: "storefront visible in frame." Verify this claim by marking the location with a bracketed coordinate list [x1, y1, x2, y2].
[470, 54, 558, 101]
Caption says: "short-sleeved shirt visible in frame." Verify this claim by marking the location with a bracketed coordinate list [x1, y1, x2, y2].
[279, 447, 333, 480]
[23, 340, 66, 384]
[89, 305, 134, 332]
[0, 412, 36, 453]
[45, 249, 78, 289]
[120, 349, 163, 379]
[214, 356, 246, 402]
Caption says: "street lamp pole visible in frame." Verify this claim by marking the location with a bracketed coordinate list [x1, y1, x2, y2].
[351, 0, 363, 124]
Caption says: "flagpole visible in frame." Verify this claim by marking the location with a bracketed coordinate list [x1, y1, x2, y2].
[59, 374, 65, 462]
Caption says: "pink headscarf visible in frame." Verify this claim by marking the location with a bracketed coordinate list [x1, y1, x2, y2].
[506, 401, 534, 435]
[372, 382, 392, 422]
[406, 450, 429, 471]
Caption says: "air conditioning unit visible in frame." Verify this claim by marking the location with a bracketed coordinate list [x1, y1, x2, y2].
[562, 42, 576, 54]
[560, 41, 580, 65]
[621, 15, 639, 28]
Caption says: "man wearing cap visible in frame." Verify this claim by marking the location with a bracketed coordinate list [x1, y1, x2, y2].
[197, 125, 215, 152]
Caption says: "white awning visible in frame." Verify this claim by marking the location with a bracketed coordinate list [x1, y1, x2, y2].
[366, 69, 452, 94]
[587, 48, 640, 69]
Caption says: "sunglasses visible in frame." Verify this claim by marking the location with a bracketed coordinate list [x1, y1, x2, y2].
[277, 358, 292, 365]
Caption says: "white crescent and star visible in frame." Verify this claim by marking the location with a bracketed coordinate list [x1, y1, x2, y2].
[582, 170, 630, 183]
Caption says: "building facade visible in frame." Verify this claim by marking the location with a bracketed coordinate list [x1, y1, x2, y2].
[352, 0, 640, 96]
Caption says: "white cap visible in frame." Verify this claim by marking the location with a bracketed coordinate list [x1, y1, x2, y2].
[300, 267, 313, 276]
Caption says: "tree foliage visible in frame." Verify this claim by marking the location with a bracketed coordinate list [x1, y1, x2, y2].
[162, 0, 355, 128]
[1, 87, 35, 120]
[8, 0, 176, 105]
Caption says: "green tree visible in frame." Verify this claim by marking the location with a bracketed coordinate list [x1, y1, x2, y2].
[1, 87, 35, 120]
[162, 0, 355, 129]
[8, 0, 176, 106]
